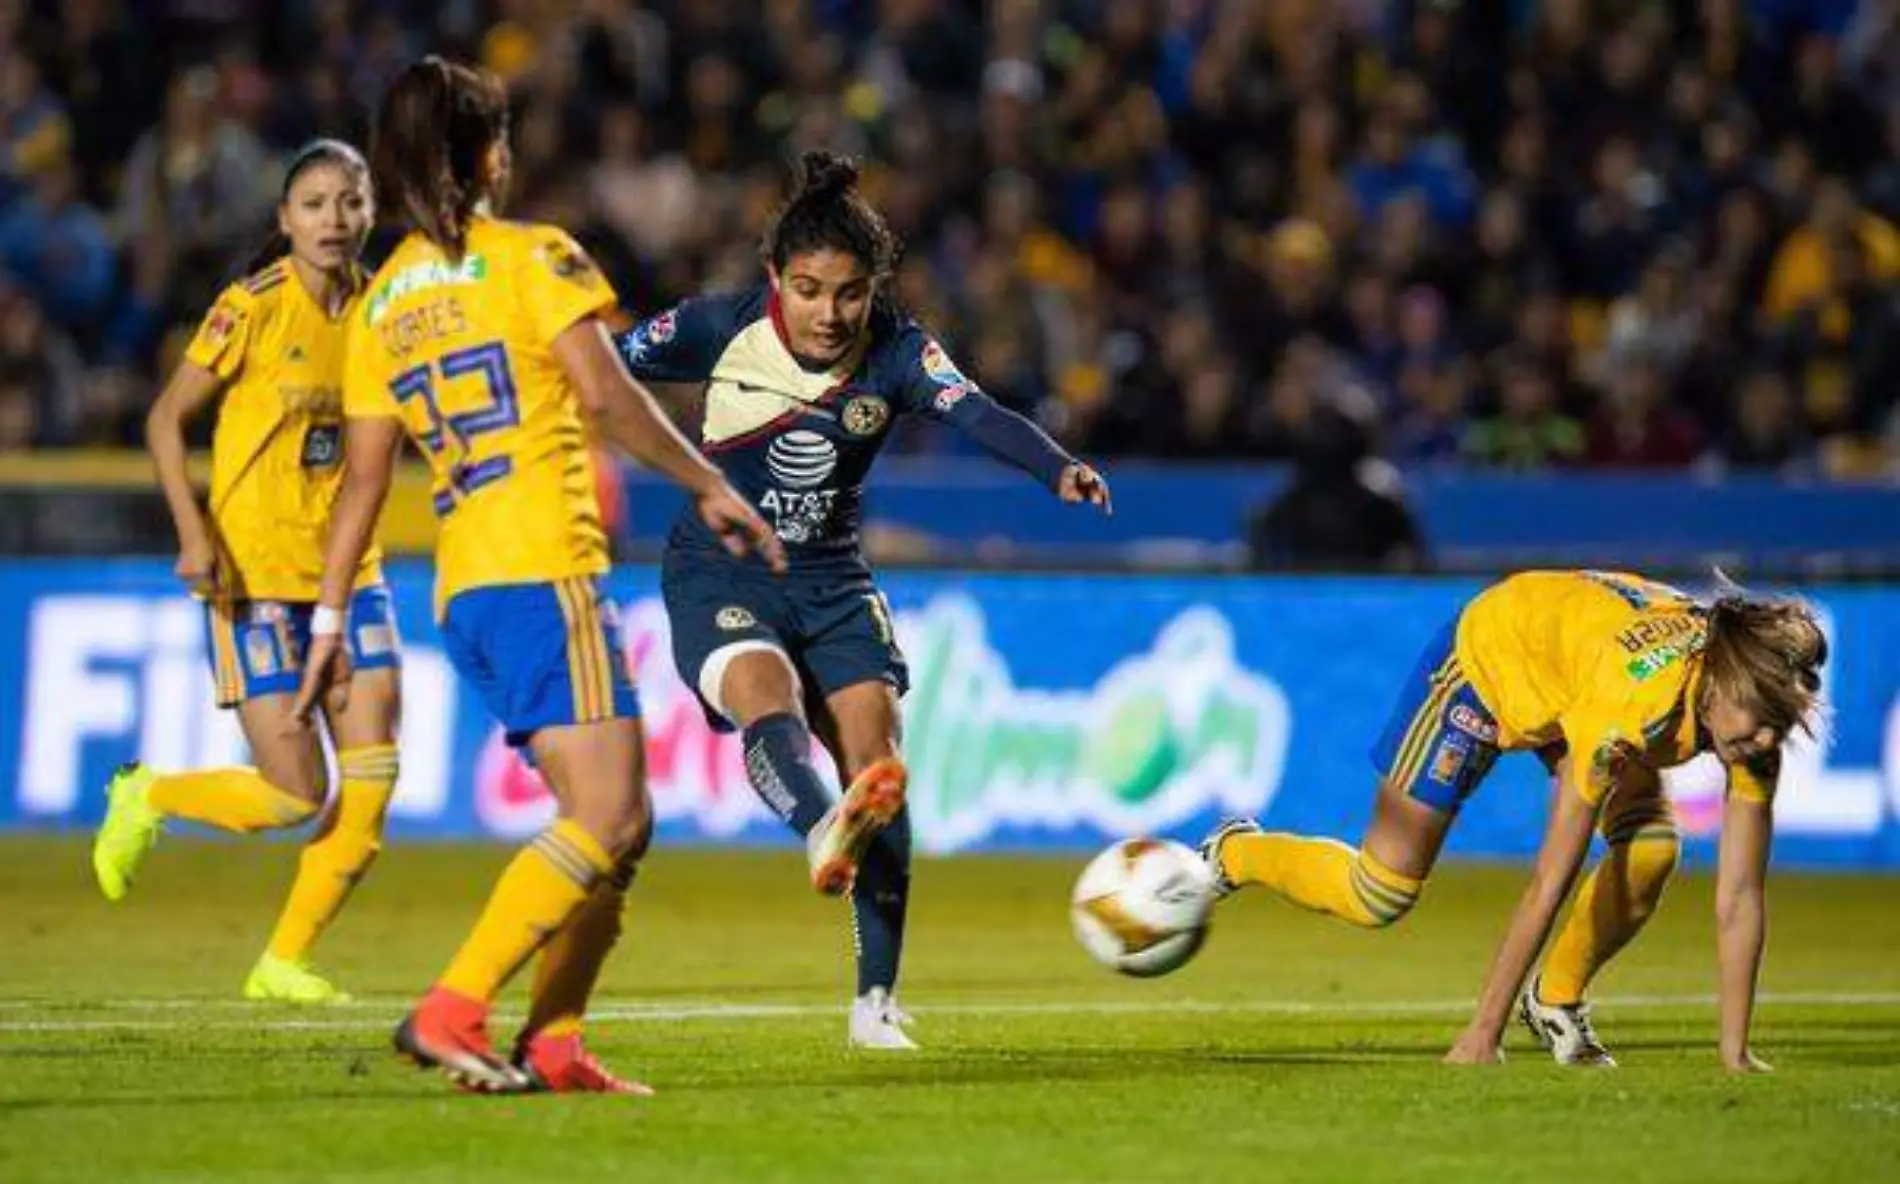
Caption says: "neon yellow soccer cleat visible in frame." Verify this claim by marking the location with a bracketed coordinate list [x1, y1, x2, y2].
[243, 953, 353, 1005]
[92, 762, 162, 903]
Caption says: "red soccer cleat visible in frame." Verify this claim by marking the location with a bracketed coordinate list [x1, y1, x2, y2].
[393, 987, 531, 1094]
[516, 1031, 654, 1096]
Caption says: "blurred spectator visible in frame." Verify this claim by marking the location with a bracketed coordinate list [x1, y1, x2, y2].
[1586, 354, 1705, 467]
[1247, 408, 1424, 572]
[117, 66, 274, 312]
[0, 47, 70, 205]
[0, 159, 113, 333]
[1762, 176, 1900, 320]
[1463, 353, 1585, 470]
[1702, 366, 1811, 475]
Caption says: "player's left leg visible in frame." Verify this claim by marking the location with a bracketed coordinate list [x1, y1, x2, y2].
[815, 679, 915, 1050]
[246, 667, 402, 1004]
[1521, 766, 1680, 1066]
[1206, 620, 1497, 929]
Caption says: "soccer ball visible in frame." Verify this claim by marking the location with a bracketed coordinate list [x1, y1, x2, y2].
[1070, 838, 1216, 977]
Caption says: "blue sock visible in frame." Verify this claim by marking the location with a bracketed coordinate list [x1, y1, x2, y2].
[741, 712, 830, 834]
[852, 806, 911, 996]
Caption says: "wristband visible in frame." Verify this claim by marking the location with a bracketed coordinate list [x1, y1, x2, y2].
[311, 605, 347, 638]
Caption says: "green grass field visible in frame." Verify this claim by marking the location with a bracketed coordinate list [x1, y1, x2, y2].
[2, 836, 1897, 1182]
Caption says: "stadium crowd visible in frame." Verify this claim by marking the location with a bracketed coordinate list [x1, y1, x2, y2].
[0, 0, 1896, 480]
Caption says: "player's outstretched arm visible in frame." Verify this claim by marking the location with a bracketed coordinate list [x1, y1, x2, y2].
[145, 362, 226, 595]
[938, 387, 1112, 515]
[1716, 773, 1774, 1073]
[1446, 758, 1601, 1063]
[553, 316, 785, 571]
[290, 414, 401, 725]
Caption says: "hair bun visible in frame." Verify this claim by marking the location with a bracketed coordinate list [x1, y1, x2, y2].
[797, 150, 861, 199]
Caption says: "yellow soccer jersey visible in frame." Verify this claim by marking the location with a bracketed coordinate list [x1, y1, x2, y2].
[186, 259, 382, 601]
[1454, 570, 1768, 806]
[344, 217, 618, 614]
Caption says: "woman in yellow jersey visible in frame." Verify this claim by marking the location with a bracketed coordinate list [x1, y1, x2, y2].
[1202, 570, 1824, 1072]
[291, 57, 778, 1095]
[91, 140, 402, 1007]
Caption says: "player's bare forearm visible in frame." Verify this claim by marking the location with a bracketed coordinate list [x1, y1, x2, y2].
[145, 364, 222, 548]
[594, 387, 722, 496]
[318, 418, 399, 609]
[1716, 792, 1773, 1067]
[557, 318, 721, 497]
[1458, 782, 1598, 1046]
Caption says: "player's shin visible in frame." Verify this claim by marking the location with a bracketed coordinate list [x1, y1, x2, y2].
[253, 744, 397, 996]
[1540, 822, 1681, 1004]
[851, 808, 911, 996]
[148, 767, 318, 833]
[1220, 832, 1422, 928]
[521, 854, 637, 1043]
[437, 818, 615, 1004]
[741, 712, 832, 834]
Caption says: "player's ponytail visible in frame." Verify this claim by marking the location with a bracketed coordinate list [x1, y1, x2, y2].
[1700, 575, 1827, 739]
[240, 139, 369, 278]
[762, 150, 897, 279]
[371, 56, 508, 260]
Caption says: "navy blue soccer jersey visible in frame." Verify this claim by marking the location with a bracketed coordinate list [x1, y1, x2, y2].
[617, 286, 1074, 569]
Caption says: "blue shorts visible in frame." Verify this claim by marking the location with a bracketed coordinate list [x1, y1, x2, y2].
[661, 551, 908, 732]
[440, 576, 640, 747]
[1369, 617, 1502, 813]
[204, 584, 401, 708]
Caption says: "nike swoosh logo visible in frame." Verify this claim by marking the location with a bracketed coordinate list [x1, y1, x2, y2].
[728, 381, 838, 420]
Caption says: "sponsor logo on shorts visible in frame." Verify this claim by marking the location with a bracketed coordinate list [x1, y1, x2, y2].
[842, 395, 890, 437]
[357, 624, 396, 658]
[1427, 735, 1470, 786]
[248, 602, 288, 624]
[1447, 703, 1498, 743]
[244, 631, 279, 678]
[716, 606, 757, 631]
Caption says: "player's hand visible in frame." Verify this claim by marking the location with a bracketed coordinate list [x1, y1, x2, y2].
[1722, 1047, 1773, 1074]
[289, 632, 351, 730]
[175, 534, 220, 596]
[696, 483, 786, 573]
[1443, 1032, 1505, 1065]
[1058, 463, 1112, 515]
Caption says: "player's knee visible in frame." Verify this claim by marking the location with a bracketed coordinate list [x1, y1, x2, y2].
[1347, 850, 1420, 929]
[587, 788, 653, 864]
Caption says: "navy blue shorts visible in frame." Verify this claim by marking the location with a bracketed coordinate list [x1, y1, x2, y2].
[661, 551, 908, 732]
[1368, 617, 1502, 813]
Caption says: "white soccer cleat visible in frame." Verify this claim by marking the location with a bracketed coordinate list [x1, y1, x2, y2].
[1519, 976, 1616, 1067]
[1197, 817, 1262, 900]
[807, 758, 907, 895]
[849, 987, 919, 1051]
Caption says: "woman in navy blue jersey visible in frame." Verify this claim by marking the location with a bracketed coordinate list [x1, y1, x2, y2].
[618, 151, 1110, 1049]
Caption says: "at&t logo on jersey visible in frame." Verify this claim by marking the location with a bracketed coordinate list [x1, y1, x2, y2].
[765, 430, 837, 489]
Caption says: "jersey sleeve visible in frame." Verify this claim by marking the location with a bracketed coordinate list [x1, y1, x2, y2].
[1727, 748, 1780, 805]
[517, 225, 618, 348]
[896, 328, 1073, 489]
[341, 316, 400, 419]
[614, 294, 737, 384]
[182, 286, 256, 382]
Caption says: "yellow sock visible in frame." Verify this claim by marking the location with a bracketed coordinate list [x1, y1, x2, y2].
[1541, 817, 1681, 1005]
[439, 819, 614, 1004]
[265, 744, 398, 963]
[147, 768, 316, 834]
[1220, 832, 1422, 928]
[523, 856, 637, 1040]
